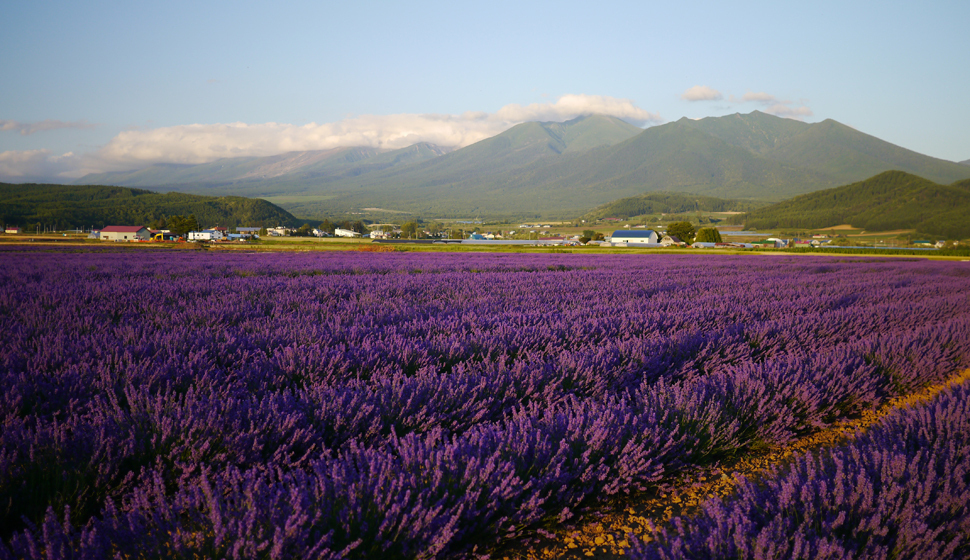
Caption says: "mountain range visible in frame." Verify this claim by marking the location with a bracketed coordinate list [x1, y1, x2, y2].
[76, 112, 970, 219]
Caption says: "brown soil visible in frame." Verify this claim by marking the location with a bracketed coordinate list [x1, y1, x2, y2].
[489, 369, 970, 559]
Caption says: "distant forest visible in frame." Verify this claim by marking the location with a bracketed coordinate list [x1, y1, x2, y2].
[0, 183, 300, 230]
[729, 171, 970, 239]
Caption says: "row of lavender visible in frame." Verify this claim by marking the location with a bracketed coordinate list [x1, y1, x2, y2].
[631, 376, 970, 559]
[1, 250, 969, 558]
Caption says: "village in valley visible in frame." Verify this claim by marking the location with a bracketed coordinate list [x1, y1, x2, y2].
[36, 220, 947, 252]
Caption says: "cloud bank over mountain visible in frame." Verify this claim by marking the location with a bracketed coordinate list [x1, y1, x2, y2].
[0, 95, 661, 181]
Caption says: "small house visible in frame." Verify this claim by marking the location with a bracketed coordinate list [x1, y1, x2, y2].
[659, 235, 686, 247]
[4, 226, 22, 234]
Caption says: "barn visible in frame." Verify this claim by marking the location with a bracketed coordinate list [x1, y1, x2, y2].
[99, 225, 150, 241]
[608, 230, 659, 244]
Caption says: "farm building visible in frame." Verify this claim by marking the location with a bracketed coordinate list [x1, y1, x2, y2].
[609, 230, 659, 244]
[335, 228, 362, 238]
[99, 225, 150, 241]
[188, 229, 226, 242]
[4, 226, 21, 234]
[659, 235, 686, 247]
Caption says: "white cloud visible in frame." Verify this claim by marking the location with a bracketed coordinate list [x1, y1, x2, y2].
[93, 94, 662, 168]
[731, 91, 813, 120]
[0, 119, 97, 135]
[493, 94, 660, 125]
[680, 85, 723, 102]
[763, 104, 813, 119]
[0, 149, 108, 181]
[0, 149, 51, 177]
[740, 91, 776, 103]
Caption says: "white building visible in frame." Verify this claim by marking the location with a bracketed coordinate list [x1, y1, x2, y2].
[267, 226, 292, 236]
[4, 226, 21, 234]
[335, 228, 361, 238]
[188, 229, 226, 242]
[99, 225, 151, 241]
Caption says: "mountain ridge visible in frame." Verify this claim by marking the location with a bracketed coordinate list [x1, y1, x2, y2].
[74, 112, 970, 219]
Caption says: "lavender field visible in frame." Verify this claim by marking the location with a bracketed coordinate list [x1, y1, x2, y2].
[2, 249, 969, 559]
[630, 375, 970, 560]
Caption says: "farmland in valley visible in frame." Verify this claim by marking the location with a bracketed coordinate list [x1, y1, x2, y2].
[2, 249, 969, 558]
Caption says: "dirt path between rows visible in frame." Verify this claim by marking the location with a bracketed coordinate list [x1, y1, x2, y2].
[490, 369, 970, 559]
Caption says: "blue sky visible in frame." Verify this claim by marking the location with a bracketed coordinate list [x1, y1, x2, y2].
[2, 0, 968, 181]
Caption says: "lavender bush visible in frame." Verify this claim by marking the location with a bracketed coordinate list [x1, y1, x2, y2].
[1, 250, 969, 558]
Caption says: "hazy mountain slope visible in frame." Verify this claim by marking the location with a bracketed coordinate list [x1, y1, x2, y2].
[763, 119, 970, 185]
[553, 119, 832, 200]
[74, 145, 450, 192]
[736, 170, 970, 238]
[332, 114, 643, 188]
[0, 183, 300, 228]
[77, 147, 378, 187]
[960, 159, 970, 166]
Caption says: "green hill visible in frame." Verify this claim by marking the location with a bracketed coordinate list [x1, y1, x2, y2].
[0, 183, 300, 229]
[584, 192, 764, 219]
[733, 171, 970, 239]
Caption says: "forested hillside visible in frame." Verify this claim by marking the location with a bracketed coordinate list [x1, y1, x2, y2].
[584, 192, 763, 219]
[0, 183, 299, 229]
[732, 171, 970, 238]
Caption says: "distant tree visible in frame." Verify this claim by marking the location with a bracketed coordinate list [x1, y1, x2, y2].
[153, 217, 167, 230]
[167, 215, 200, 236]
[695, 227, 723, 243]
[401, 221, 419, 239]
[319, 219, 334, 234]
[347, 220, 367, 234]
[666, 221, 696, 243]
[295, 223, 313, 237]
[258, 226, 268, 237]
[582, 229, 596, 239]
[578, 236, 591, 245]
